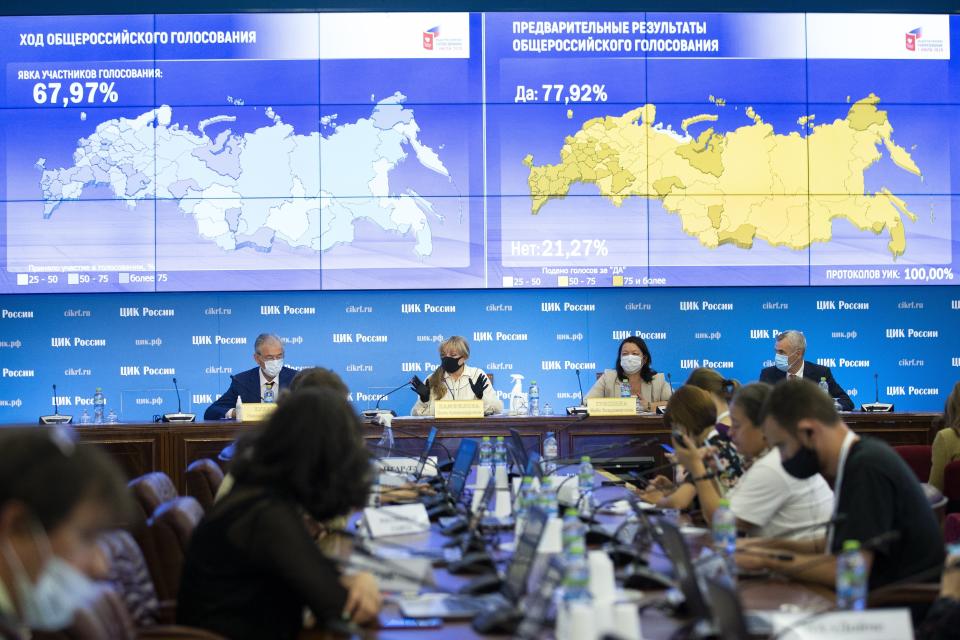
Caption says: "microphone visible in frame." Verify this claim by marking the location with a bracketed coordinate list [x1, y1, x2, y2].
[162, 377, 196, 422]
[40, 383, 73, 425]
[860, 372, 894, 412]
[362, 380, 412, 419]
[566, 368, 589, 415]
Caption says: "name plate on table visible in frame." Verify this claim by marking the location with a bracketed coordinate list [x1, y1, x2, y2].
[586, 397, 636, 416]
[377, 456, 438, 477]
[237, 402, 277, 423]
[769, 609, 911, 640]
[434, 399, 483, 418]
[363, 503, 431, 538]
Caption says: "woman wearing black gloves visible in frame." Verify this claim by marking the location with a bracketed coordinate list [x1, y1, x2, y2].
[409, 335, 503, 416]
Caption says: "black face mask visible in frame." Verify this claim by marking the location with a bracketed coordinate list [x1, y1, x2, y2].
[441, 356, 462, 374]
[781, 446, 820, 479]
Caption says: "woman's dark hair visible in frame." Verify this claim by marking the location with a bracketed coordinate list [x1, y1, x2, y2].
[686, 367, 740, 403]
[231, 388, 371, 522]
[731, 382, 773, 428]
[0, 428, 132, 530]
[663, 385, 717, 437]
[614, 336, 655, 383]
[290, 367, 349, 396]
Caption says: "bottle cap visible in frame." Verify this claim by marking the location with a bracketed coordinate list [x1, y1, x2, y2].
[581, 455, 590, 463]
[842, 539, 861, 552]
[482, 435, 491, 441]
[565, 508, 578, 517]
[719, 498, 730, 507]
[496, 436, 505, 441]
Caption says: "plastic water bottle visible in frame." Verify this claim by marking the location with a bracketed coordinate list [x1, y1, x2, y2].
[263, 384, 275, 403]
[619, 380, 631, 398]
[529, 380, 540, 416]
[79, 409, 91, 425]
[543, 402, 553, 416]
[106, 408, 118, 424]
[561, 510, 591, 604]
[578, 456, 596, 516]
[377, 424, 395, 457]
[494, 436, 508, 466]
[818, 377, 830, 396]
[836, 540, 867, 611]
[543, 431, 559, 475]
[515, 477, 535, 536]
[479, 436, 494, 469]
[92, 387, 105, 424]
[537, 486, 559, 518]
[713, 498, 738, 583]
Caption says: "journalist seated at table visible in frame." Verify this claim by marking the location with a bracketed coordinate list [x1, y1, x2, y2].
[585, 336, 672, 412]
[929, 381, 960, 493]
[179, 388, 382, 640]
[410, 335, 503, 416]
[736, 379, 944, 590]
[758, 329, 854, 411]
[673, 382, 834, 539]
[204, 332, 296, 420]
[686, 367, 738, 427]
[0, 428, 131, 639]
[640, 385, 744, 510]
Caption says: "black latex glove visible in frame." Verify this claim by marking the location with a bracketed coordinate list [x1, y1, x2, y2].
[469, 373, 489, 400]
[410, 375, 430, 403]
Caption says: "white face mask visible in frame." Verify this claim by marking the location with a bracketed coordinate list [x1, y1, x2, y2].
[262, 359, 283, 379]
[620, 354, 644, 374]
[1, 530, 98, 630]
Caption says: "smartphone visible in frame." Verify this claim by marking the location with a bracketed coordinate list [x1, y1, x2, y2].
[380, 617, 443, 629]
[660, 443, 675, 454]
[671, 430, 689, 448]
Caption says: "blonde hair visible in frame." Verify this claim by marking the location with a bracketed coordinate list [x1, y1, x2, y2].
[427, 336, 471, 400]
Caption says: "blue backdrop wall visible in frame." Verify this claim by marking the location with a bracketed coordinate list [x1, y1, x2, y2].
[0, 285, 955, 423]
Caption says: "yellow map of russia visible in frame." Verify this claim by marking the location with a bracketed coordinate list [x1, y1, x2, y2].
[523, 94, 921, 257]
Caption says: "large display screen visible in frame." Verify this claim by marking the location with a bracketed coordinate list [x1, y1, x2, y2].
[1, 12, 957, 291]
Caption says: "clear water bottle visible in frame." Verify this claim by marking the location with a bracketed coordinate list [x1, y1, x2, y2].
[561, 515, 591, 604]
[712, 498, 738, 583]
[528, 380, 540, 416]
[79, 409, 91, 425]
[377, 424, 395, 457]
[562, 507, 586, 555]
[479, 436, 494, 469]
[836, 540, 867, 611]
[542, 402, 553, 416]
[619, 380, 631, 398]
[542, 431, 559, 475]
[106, 408, 118, 424]
[515, 476, 535, 536]
[263, 383, 275, 403]
[578, 456, 596, 516]
[819, 377, 830, 396]
[494, 436, 507, 466]
[538, 486, 559, 519]
[92, 387, 105, 424]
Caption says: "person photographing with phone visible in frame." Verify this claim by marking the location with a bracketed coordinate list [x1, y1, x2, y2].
[409, 336, 503, 416]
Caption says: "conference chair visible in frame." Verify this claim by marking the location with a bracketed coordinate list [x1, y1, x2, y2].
[30, 581, 225, 640]
[946, 513, 960, 545]
[129, 472, 179, 522]
[894, 445, 933, 483]
[146, 497, 205, 603]
[184, 459, 225, 512]
[98, 529, 162, 626]
[943, 461, 960, 514]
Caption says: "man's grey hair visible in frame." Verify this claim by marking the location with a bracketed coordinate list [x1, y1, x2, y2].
[254, 333, 283, 354]
[776, 330, 806, 352]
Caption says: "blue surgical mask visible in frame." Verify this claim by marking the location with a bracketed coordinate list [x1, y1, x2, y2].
[1, 529, 98, 630]
[262, 359, 283, 379]
[774, 353, 790, 372]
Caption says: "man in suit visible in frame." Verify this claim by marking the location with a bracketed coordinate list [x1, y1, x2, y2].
[204, 333, 296, 420]
[758, 330, 854, 411]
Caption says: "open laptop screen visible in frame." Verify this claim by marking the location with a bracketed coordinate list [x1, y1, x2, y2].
[503, 506, 548, 600]
[447, 438, 478, 500]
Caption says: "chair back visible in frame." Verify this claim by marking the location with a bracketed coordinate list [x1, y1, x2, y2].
[185, 459, 225, 512]
[946, 513, 960, 544]
[943, 460, 960, 513]
[129, 472, 178, 520]
[146, 497, 204, 602]
[894, 445, 933, 483]
[98, 530, 160, 627]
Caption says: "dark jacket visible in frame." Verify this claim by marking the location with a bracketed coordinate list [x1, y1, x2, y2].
[177, 486, 348, 640]
[758, 361, 854, 411]
[204, 366, 296, 420]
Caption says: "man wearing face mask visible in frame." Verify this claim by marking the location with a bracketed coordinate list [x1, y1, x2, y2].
[204, 333, 297, 420]
[0, 428, 130, 638]
[735, 379, 943, 590]
[758, 330, 853, 411]
[409, 335, 503, 416]
[586, 336, 671, 411]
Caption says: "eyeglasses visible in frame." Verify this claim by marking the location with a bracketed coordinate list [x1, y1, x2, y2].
[258, 353, 284, 361]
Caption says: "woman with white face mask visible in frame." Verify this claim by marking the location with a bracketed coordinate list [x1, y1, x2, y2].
[585, 336, 672, 411]
[0, 428, 130, 638]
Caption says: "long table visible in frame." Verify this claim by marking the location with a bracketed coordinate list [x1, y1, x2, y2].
[12, 412, 936, 493]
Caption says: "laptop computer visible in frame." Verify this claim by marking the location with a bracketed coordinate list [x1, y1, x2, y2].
[399, 506, 549, 619]
[414, 426, 438, 481]
[508, 428, 530, 471]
